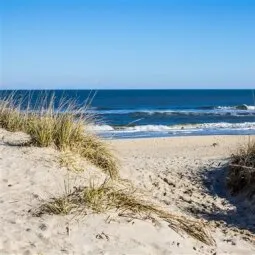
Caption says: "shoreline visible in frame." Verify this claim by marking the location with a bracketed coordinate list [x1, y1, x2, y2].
[104, 133, 255, 140]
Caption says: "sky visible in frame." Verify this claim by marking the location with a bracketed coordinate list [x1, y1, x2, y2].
[1, 0, 255, 89]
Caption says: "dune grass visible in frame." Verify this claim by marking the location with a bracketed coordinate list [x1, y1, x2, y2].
[227, 139, 255, 196]
[231, 139, 255, 168]
[34, 181, 215, 246]
[0, 92, 119, 179]
[0, 97, 25, 132]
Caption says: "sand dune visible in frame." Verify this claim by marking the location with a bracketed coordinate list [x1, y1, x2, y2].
[1, 128, 255, 254]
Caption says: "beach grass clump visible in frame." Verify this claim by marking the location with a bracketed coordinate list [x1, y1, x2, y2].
[0, 98, 25, 132]
[231, 140, 255, 168]
[227, 139, 255, 196]
[54, 113, 85, 150]
[35, 181, 215, 245]
[37, 195, 77, 216]
[78, 135, 119, 179]
[0, 92, 119, 179]
[27, 114, 56, 147]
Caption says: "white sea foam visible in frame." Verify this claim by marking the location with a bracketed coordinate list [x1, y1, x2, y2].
[87, 125, 115, 132]
[216, 105, 255, 110]
[194, 122, 255, 130]
[91, 122, 255, 133]
[125, 125, 174, 132]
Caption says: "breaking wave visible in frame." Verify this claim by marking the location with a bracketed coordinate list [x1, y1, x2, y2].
[89, 104, 255, 117]
[91, 122, 255, 133]
[215, 105, 255, 110]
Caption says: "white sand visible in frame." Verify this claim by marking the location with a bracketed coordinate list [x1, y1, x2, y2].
[1, 128, 255, 255]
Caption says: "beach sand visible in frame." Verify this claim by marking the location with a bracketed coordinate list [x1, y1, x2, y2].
[1, 128, 255, 255]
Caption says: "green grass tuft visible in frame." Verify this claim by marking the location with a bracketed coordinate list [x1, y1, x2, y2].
[0, 92, 119, 179]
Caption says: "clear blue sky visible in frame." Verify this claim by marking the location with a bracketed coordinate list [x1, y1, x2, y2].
[1, 0, 255, 89]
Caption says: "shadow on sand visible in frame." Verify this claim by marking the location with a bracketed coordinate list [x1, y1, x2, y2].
[195, 162, 255, 234]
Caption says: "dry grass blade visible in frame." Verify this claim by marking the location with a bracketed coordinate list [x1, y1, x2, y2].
[35, 182, 215, 245]
[158, 210, 214, 246]
[36, 196, 77, 216]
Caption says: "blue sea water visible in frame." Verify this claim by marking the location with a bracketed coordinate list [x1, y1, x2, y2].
[1, 90, 255, 139]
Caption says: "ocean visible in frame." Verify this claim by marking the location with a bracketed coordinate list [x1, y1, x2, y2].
[1, 89, 255, 139]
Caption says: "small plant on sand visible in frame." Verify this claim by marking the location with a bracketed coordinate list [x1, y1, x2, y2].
[34, 180, 215, 246]
[0, 92, 119, 179]
[227, 139, 255, 196]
